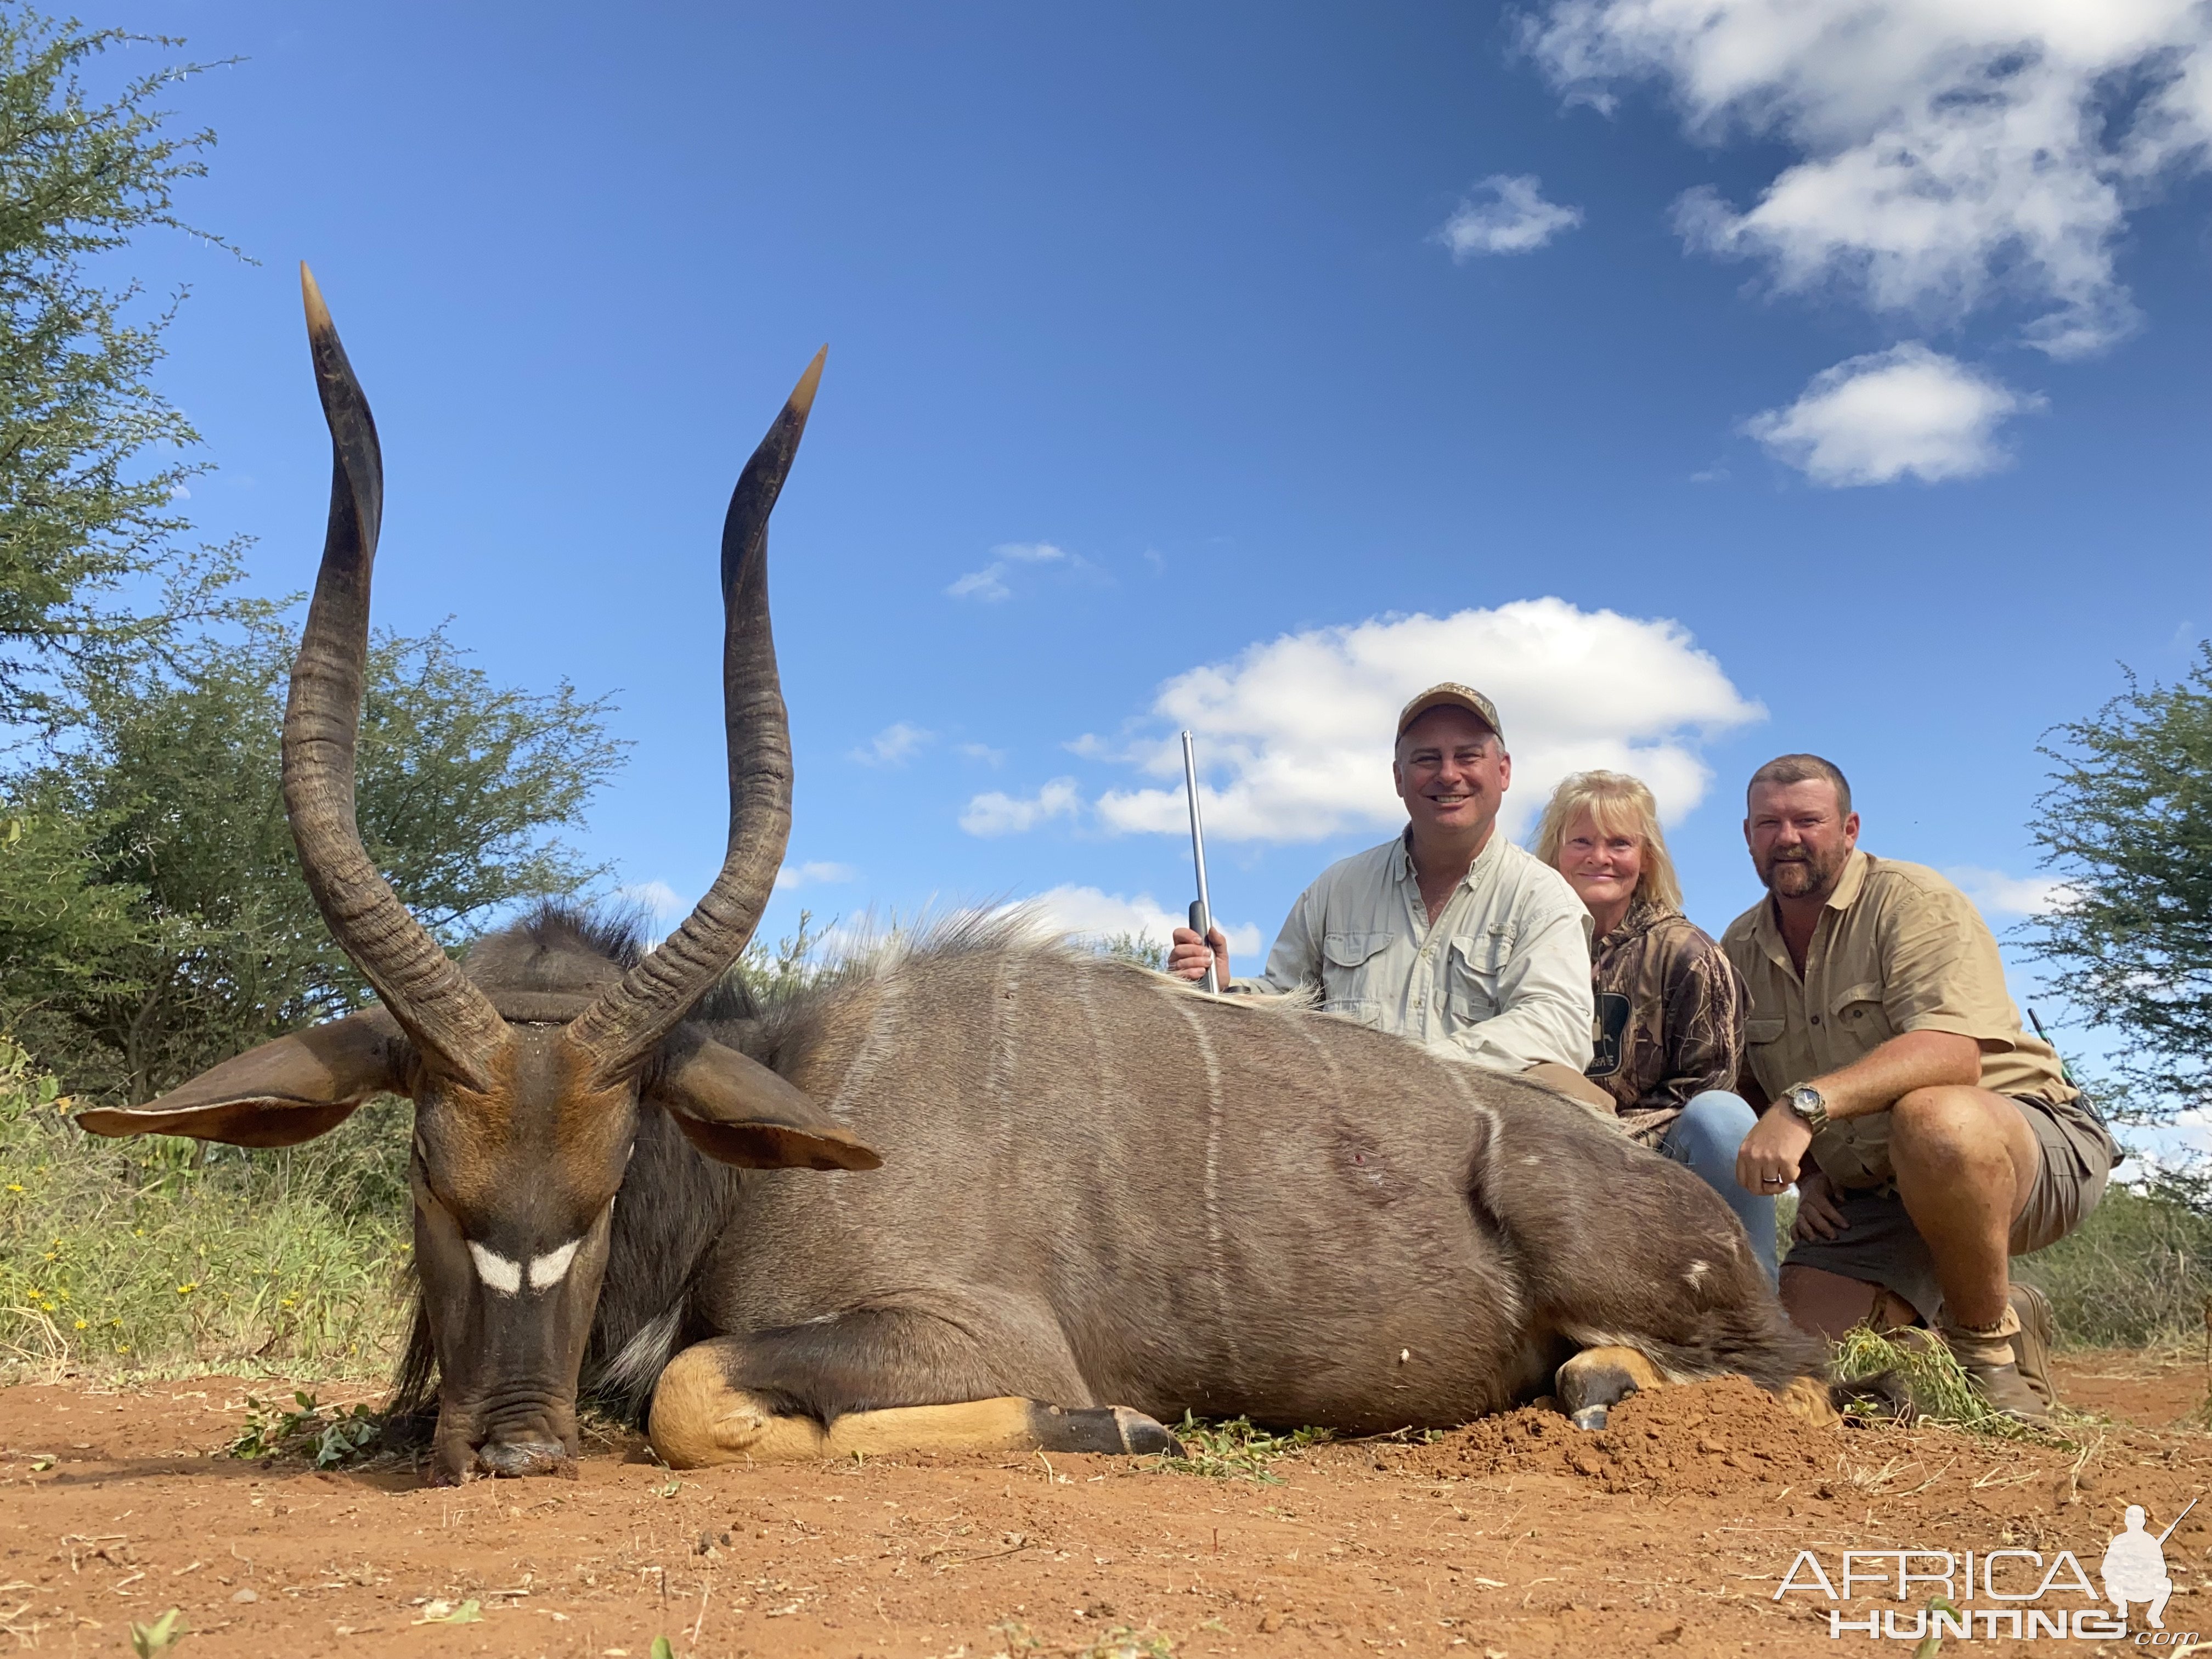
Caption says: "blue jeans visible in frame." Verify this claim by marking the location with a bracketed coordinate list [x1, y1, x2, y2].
[1659, 1090, 1778, 1284]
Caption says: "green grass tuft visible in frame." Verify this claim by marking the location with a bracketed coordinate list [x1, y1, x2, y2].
[1832, 1326, 2067, 1441]
[226, 1388, 384, 1467]
[1, 1035, 410, 1381]
[1158, 1414, 1331, 1482]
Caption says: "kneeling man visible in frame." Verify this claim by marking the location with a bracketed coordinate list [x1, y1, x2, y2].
[1168, 684, 1602, 1106]
[1725, 754, 2118, 1415]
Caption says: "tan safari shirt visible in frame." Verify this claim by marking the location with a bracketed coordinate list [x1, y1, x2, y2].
[1234, 829, 1596, 1074]
[1722, 850, 2114, 1188]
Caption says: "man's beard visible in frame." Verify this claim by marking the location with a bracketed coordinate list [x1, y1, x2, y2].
[1758, 845, 1844, 900]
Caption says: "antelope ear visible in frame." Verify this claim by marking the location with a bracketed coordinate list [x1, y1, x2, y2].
[76, 1008, 407, 1148]
[648, 1037, 881, 1172]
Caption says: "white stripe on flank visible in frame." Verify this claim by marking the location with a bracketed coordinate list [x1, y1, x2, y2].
[827, 975, 905, 1116]
[1164, 990, 1238, 1376]
[988, 956, 1025, 1158]
[529, 1239, 583, 1291]
[1072, 965, 1116, 1105]
[468, 1242, 522, 1296]
[1287, 1013, 1348, 1113]
[1440, 1062, 1521, 1326]
[823, 973, 906, 1227]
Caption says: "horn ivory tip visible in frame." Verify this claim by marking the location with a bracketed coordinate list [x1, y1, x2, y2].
[300, 262, 334, 337]
[787, 345, 827, 419]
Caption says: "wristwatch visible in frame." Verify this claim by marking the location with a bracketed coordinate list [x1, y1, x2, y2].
[1782, 1084, 1830, 1133]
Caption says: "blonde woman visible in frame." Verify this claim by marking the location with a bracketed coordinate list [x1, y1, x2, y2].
[1535, 771, 1775, 1280]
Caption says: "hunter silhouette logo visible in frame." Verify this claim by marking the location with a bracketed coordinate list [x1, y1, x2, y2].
[1774, 1497, 2202, 1641]
[2103, 1499, 2193, 1630]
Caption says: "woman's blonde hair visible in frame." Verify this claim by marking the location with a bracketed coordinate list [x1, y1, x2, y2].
[1532, 770, 1682, 910]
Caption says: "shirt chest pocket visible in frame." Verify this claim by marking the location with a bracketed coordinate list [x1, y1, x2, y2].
[1830, 981, 1894, 1047]
[1321, 931, 1395, 1026]
[1447, 932, 1509, 1023]
[1745, 1017, 1788, 1092]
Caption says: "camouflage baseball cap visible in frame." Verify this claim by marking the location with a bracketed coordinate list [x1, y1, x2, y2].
[1396, 682, 1503, 743]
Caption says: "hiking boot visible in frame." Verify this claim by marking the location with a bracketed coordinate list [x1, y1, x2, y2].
[2008, 1282, 2058, 1411]
[1942, 1304, 2049, 1421]
[1959, 1356, 2049, 1420]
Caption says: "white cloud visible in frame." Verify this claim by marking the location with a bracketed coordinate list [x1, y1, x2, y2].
[957, 741, 1007, 766]
[1743, 343, 2043, 486]
[946, 541, 1089, 602]
[1436, 174, 1586, 257]
[960, 777, 1082, 837]
[617, 879, 686, 918]
[775, 860, 857, 890]
[1531, 0, 2212, 357]
[851, 721, 934, 766]
[1017, 884, 1265, 960]
[1077, 599, 1759, 844]
[1944, 865, 2080, 919]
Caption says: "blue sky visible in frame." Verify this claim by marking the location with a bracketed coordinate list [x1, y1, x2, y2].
[84, 3, 2212, 1057]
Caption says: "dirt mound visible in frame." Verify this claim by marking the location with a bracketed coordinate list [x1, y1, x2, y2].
[1393, 1374, 1832, 1497]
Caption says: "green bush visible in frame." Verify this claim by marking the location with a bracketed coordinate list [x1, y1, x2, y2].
[0, 1034, 410, 1379]
[2013, 1183, 2212, 1351]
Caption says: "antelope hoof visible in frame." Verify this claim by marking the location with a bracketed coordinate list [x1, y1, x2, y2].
[1556, 1345, 1665, 1432]
[476, 1438, 577, 1479]
[1030, 1403, 1185, 1457]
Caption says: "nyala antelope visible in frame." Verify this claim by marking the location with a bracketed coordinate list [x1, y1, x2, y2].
[83, 269, 1842, 1484]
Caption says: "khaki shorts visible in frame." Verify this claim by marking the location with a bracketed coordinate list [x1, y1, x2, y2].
[1781, 1093, 2113, 1324]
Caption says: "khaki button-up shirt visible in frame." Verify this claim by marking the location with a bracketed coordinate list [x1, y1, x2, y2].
[1236, 830, 1596, 1074]
[1721, 849, 2101, 1187]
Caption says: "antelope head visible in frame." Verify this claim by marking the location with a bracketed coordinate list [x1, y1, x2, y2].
[77, 269, 878, 1483]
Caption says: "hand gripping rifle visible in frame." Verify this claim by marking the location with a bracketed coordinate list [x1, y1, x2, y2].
[1181, 730, 1219, 994]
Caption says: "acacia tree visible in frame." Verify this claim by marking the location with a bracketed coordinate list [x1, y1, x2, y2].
[2028, 646, 2212, 1122]
[0, 8, 632, 1104]
[1, 8, 249, 732]
[2, 619, 625, 1103]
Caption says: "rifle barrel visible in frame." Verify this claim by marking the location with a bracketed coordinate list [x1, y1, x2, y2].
[1181, 730, 1218, 995]
[2158, 1496, 2198, 1545]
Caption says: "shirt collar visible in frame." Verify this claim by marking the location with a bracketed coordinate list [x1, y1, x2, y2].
[1393, 824, 1502, 889]
[1750, 847, 1871, 972]
[1826, 847, 1871, 911]
[1598, 897, 1672, 951]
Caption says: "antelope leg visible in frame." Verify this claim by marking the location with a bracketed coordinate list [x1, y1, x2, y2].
[1554, 1345, 1665, 1430]
[648, 1339, 1181, 1466]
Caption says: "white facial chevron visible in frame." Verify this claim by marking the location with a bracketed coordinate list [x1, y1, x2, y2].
[528, 1239, 582, 1291]
[466, 1238, 584, 1295]
[467, 1242, 522, 1295]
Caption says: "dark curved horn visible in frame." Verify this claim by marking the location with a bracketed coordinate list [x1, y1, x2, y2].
[566, 348, 824, 1079]
[284, 264, 507, 1086]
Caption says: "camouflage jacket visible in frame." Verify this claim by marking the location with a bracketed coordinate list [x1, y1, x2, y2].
[1585, 900, 1746, 1147]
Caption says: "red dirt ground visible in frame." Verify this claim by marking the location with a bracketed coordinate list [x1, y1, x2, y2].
[4, 1352, 2210, 1657]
